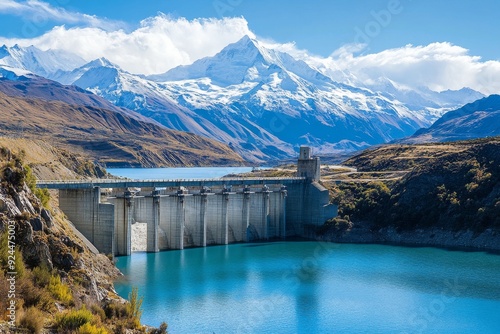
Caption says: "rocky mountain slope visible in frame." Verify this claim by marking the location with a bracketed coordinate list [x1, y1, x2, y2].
[321, 137, 500, 251]
[0, 73, 244, 167]
[404, 94, 500, 143]
[1, 39, 484, 162]
[0, 148, 164, 333]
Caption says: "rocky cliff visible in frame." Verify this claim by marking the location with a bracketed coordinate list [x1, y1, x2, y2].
[0, 148, 162, 333]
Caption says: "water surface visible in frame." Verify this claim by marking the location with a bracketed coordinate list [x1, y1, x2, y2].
[107, 167, 256, 180]
[115, 242, 500, 334]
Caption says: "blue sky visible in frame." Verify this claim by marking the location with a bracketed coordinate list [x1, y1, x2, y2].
[1, 0, 499, 94]
[0, 0, 499, 60]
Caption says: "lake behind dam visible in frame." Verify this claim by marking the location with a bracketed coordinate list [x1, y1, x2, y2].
[111, 167, 500, 334]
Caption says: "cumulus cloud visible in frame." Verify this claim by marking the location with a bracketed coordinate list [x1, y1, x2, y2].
[0, 14, 254, 75]
[318, 43, 500, 95]
[0, 7, 498, 95]
[256, 39, 500, 95]
[0, 0, 122, 30]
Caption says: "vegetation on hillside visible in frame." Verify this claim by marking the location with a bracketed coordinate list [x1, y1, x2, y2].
[0, 147, 168, 333]
[323, 137, 500, 234]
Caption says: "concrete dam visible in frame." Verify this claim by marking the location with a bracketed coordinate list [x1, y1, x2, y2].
[37, 147, 337, 256]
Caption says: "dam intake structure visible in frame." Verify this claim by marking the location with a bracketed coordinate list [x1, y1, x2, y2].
[37, 147, 337, 256]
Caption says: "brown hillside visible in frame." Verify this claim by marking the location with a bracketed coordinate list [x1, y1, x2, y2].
[0, 91, 244, 167]
[0, 138, 106, 180]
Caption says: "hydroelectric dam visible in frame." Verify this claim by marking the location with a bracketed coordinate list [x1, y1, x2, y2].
[37, 147, 337, 256]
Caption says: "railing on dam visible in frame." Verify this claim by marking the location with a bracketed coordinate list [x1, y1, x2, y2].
[36, 177, 307, 189]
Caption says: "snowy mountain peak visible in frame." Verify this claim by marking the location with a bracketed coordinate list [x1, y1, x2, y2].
[49, 57, 122, 85]
[0, 45, 9, 58]
[0, 44, 86, 77]
[148, 35, 268, 85]
[218, 35, 266, 63]
[149, 35, 333, 89]
[0, 64, 35, 80]
[86, 57, 119, 69]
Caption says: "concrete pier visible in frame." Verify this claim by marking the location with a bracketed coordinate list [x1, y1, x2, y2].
[59, 187, 114, 255]
[46, 147, 338, 256]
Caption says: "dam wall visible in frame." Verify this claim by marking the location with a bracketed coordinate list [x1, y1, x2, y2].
[50, 147, 338, 256]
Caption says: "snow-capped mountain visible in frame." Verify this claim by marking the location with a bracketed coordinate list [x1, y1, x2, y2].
[0, 39, 486, 162]
[364, 78, 484, 116]
[0, 44, 86, 78]
[144, 36, 444, 155]
[404, 94, 500, 143]
[53, 54, 293, 161]
[0, 64, 36, 81]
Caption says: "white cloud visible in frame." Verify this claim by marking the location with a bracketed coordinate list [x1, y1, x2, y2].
[0, 0, 24, 11]
[0, 14, 254, 75]
[254, 39, 500, 96]
[320, 43, 500, 95]
[0, 6, 498, 95]
[0, 0, 123, 31]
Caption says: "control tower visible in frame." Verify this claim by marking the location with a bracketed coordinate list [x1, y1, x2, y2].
[297, 146, 320, 181]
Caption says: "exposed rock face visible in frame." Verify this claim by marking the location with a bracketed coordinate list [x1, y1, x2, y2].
[15, 219, 33, 245]
[41, 208, 54, 227]
[12, 188, 38, 215]
[29, 217, 43, 231]
[23, 236, 53, 269]
[0, 190, 22, 216]
[1, 151, 121, 308]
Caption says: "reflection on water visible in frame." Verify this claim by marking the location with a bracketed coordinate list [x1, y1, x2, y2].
[115, 242, 500, 334]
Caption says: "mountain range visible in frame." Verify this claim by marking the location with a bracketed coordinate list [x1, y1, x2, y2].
[0, 68, 243, 167]
[404, 94, 500, 143]
[0, 37, 488, 162]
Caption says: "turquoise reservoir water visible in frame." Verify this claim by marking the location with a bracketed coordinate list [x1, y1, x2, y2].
[115, 242, 500, 334]
[107, 167, 256, 180]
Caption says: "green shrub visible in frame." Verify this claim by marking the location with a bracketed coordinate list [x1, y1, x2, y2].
[0, 231, 22, 277]
[19, 274, 54, 311]
[34, 188, 50, 208]
[104, 301, 129, 319]
[103, 288, 144, 330]
[14, 247, 25, 279]
[77, 322, 108, 334]
[18, 307, 45, 334]
[0, 231, 8, 272]
[32, 265, 52, 287]
[24, 165, 37, 192]
[90, 303, 107, 323]
[55, 306, 95, 331]
[127, 287, 143, 325]
[48, 274, 73, 304]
